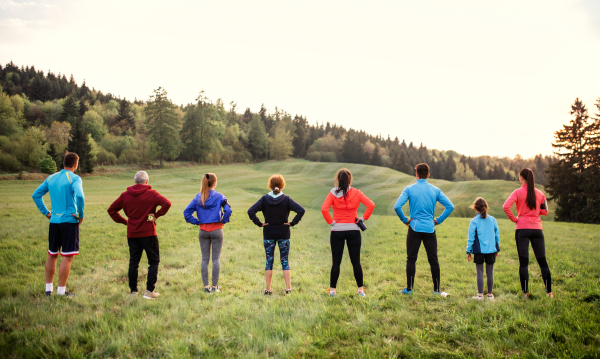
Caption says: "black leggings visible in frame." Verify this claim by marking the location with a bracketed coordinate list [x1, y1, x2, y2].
[406, 227, 440, 292]
[515, 229, 552, 293]
[330, 231, 363, 288]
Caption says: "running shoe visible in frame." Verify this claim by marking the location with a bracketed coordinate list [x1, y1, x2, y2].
[45, 291, 52, 297]
[211, 286, 221, 293]
[519, 292, 530, 299]
[487, 294, 495, 301]
[285, 289, 292, 295]
[264, 289, 273, 295]
[130, 291, 138, 296]
[325, 288, 336, 297]
[433, 291, 450, 297]
[204, 288, 213, 294]
[143, 290, 160, 299]
[58, 291, 75, 299]
[357, 287, 366, 297]
[547, 292, 554, 298]
[472, 294, 484, 300]
[400, 288, 412, 295]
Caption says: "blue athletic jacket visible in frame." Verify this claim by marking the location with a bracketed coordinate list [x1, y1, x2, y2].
[32, 169, 85, 224]
[183, 190, 232, 225]
[394, 179, 454, 233]
[466, 214, 500, 254]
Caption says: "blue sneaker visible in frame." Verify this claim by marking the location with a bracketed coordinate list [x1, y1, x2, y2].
[325, 288, 336, 297]
[433, 291, 449, 297]
[45, 291, 52, 297]
[400, 288, 412, 295]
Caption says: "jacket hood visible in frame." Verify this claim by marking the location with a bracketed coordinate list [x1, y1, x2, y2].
[330, 186, 356, 199]
[127, 184, 152, 197]
[265, 192, 286, 205]
[196, 189, 223, 209]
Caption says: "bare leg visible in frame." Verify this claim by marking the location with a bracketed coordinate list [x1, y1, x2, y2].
[58, 256, 74, 287]
[283, 270, 291, 290]
[265, 270, 273, 291]
[45, 255, 58, 284]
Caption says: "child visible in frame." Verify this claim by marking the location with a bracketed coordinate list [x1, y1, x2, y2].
[466, 197, 500, 300]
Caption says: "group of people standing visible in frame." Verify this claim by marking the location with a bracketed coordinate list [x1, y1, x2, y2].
[32, 153, 553, 300]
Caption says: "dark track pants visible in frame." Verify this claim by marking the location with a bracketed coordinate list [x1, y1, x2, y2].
[515, 229, 552, 293]
[330, 230, 363, 288]
[406, 227, 440, 292]
[128, 236, 160, 292]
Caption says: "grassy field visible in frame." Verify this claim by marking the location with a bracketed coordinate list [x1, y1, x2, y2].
[0, 159, 599, 358]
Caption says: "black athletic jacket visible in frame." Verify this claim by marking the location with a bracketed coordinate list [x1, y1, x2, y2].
[247, 193, 305, 239]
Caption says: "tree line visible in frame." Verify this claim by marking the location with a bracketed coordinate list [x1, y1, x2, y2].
[0, 62, 554, 187]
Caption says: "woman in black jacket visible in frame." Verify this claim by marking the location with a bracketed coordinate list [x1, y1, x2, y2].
[248, 174, 305, 295]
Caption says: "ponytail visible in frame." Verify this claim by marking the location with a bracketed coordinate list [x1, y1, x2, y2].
[520, 168, 536, 210]
[268, 174, 286, 194]
[200, 173, 217, 207]
[334, 168, 352, 198]
[471, 197, 489, 219]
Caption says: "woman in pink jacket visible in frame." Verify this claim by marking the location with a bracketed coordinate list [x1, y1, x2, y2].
[503, 168, 553, 298]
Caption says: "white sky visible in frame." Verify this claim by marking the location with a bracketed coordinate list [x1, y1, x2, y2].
[1, 0, 599, 158]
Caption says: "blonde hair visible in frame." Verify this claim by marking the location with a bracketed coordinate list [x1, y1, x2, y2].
[268, 174, 286, 194]
[470, 197, 489, 219]
[200, 173, 217, 206]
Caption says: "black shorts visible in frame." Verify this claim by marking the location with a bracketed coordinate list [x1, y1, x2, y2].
[48, 223, 79, 256]
[474, 253, 496, 264]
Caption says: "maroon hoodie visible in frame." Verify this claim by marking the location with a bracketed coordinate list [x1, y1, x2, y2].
[107, 184, 172, 238]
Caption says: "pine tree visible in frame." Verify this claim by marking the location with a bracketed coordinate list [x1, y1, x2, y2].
[115, 98, 135, 134]
[67, 117, 93, 173]
[292, 115, 307, 158]
[444, 153, 457, 181]
[59, 95, 79, 125]
[248, 114, 269, 160]
[144, 87, 181, 167]
[371, 144, 382, 166]
[180, 91, 221, 164]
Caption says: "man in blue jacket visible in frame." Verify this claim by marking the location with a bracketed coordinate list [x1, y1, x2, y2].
[32, 152, 84, 298]
[394, 163, 454, 296]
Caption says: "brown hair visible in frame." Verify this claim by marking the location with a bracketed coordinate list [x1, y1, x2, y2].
[63, 152, 79, 168]
[334, 168, 352, 198]
[268, 174, 286, 194]
[471, 197, 489, 219]
[200, 173, 217, 207]
[415, 163, 430, 179]
[520, 168, 536, 210]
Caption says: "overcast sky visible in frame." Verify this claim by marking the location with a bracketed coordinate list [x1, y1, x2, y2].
[1, 0, 599, 158]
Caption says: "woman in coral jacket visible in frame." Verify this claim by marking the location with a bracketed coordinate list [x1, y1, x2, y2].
[503, 168, 553, 298]
[321, 168, 375, 297]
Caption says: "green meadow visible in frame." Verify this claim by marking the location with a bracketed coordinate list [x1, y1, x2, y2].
[0, 159, 599, 358]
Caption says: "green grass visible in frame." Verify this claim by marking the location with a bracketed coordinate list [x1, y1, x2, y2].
[0, 159, 599, 358]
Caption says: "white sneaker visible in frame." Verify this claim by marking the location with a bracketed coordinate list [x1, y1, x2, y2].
[472, 294, 484, 300]
[433, 291, 450, 297]
[143, 290, 160, 299]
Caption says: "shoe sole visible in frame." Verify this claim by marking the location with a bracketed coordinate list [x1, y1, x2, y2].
[143, 296, 156, 300]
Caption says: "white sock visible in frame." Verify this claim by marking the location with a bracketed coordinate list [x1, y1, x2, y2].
[46, 283, 53, 292]
[57, 286, 66, 295]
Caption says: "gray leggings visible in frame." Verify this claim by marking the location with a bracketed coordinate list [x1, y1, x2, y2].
[476, 263, 494, 294]
[199, 229, 223, 287]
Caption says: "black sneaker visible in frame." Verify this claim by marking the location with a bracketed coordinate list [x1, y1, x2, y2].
[285, 289, 292, 295]
[204, 288, 213, 294]
[264, 289, 273, 295]
[45, 291, 52, 297]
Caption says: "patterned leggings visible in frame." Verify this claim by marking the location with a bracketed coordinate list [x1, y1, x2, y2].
[263, 239, 290, 270]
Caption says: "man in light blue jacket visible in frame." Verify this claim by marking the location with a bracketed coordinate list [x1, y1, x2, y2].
[394, 163, 454, 296]
[32, 153, 84, 298]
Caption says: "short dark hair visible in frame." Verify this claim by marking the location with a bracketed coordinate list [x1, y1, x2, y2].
[63, 152, 79, 168]
[415, 163, 430, 179]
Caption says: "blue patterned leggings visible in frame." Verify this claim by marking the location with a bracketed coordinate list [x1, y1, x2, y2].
[263, 239, 290, 270]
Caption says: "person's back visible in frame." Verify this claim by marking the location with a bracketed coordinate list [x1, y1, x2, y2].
[396, 180, 451, 233]
[467, 214, 500, 255]
[503, 185, 548, 229]
[34, 169, 84, 225]
[113, 184, 171, 238]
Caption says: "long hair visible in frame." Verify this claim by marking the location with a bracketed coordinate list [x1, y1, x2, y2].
[268, 174, 286, 194]
[200, 173, 217, 207]
[334, 168, 352, 198]
[471, 197, 489, 219]
[520, 168, 536, 210]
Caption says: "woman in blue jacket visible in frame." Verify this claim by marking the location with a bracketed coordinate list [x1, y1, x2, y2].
[466, 197, 500, 300]
[184, 173, 232, 293]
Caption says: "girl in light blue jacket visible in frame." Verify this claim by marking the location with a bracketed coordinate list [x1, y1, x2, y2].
[466, 197, 500, 300]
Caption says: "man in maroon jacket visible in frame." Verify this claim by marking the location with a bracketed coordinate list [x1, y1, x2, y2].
[108, 171, 171, 299]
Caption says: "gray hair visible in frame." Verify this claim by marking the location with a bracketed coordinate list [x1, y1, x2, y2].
[134, 171, 149, 184]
